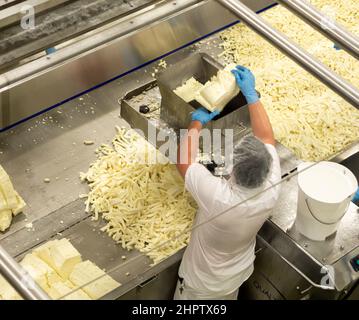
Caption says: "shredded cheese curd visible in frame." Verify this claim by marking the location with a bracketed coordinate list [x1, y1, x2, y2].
[81, 127, 197, 264]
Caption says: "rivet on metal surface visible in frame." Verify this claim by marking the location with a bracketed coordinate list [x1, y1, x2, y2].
[296, 286, 300, 290]
[304, 243, 308, 248]
[322, 258, 326, 262]
[340, 245, 345, 251]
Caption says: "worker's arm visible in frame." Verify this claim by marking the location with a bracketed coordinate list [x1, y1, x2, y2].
[232, 66, 275, 145]
[176, 108, 219, 178]
[248, 100, 275, 145]
[176, 121, 202, 178]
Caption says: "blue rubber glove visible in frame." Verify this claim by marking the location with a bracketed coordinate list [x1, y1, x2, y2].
[353, 188, 359, 203]
[333, 43, 342, 50]
[231, 65, 259, 105]
[192, 107, 220, 125]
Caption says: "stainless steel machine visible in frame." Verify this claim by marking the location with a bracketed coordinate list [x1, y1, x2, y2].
[0, 0, 358, 300]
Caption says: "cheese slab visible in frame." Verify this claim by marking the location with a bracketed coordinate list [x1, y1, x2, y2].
[20, 254, 63, 291]
[1, 238, 120, 300]
[173, 77, 204, 102]
[12, 191, 26, 216]
[48, 281, 91, 300]
[0, 166, 18, 209]
[0, 210, 12, 232]
[195, 64, 239, 112]
[34, 239, 82, 278]
[0, 275, 23, 300]
[69, 260, 120, 300]
[0, 165, 26, 232]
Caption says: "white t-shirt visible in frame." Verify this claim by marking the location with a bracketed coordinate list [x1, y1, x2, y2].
[179, 144, 281, 295]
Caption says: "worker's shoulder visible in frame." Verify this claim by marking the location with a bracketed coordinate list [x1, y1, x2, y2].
[264, 143, 282, 180]
[265, 143, 280, 161]
[185, 162, 223, 186]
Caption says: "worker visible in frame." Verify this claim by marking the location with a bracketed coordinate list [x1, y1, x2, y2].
[174, 66, 281, 300]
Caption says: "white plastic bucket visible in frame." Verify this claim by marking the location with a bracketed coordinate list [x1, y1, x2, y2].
[295, 161, 358, 241]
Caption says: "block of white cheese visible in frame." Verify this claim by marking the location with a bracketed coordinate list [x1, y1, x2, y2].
[20, 254, 63, 292]
[47, 281, 91, 300]
[33, 240, 57, 263]
[0, 187, 9, 213]
[0, 166, 18, 209]
[69, 260, 120, 299]
[33, 239, 82, 278]
[0, 238, 120, 300]
[195, 64, 239, 112]
[0, 210, 12, 232]
[0, 165, 26, 232]
[0, 275, 23, 300]
[173, 77, 204, 103]
[12, 191, 27, 216]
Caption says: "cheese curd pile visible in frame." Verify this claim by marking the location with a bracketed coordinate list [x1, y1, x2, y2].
[81, 127, 197, 265]
[219, 1, 359, 161]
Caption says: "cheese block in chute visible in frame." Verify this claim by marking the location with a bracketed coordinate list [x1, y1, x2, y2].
[195, 64, 239, 112]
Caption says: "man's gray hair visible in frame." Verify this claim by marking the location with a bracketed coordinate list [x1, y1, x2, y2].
[232, 135, 272, 189]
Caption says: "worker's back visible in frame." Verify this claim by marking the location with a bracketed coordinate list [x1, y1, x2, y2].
[179, 144, 281, 296]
